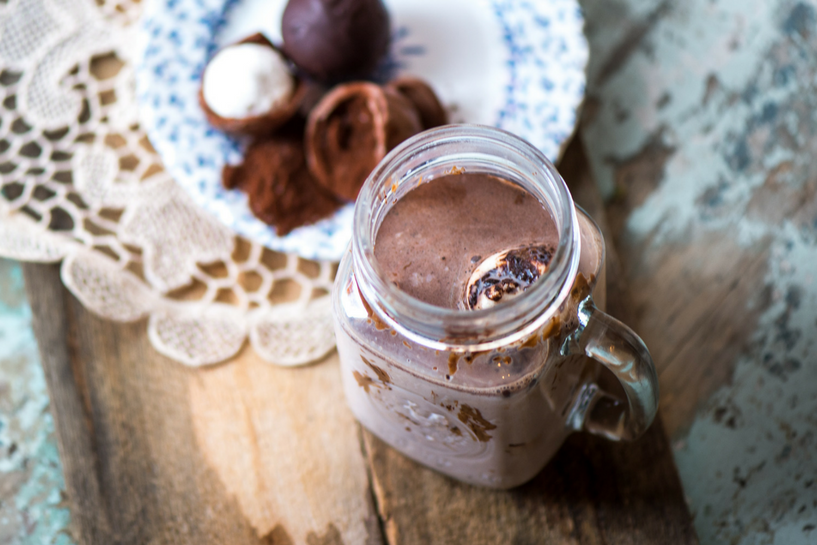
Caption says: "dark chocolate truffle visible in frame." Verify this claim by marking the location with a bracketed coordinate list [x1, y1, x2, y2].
[305, 82, 422, 201]
[222, 136, 341, 235]
[387, 76, 448, 130]
[281, 0, 390, 83]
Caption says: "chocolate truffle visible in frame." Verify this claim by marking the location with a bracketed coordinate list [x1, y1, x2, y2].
[222, 136, 341, 235]
[281, 0, 390, 83]
[305, 82, 422, 201]
[387, 76, 448, 130]
[199, 33, 307, 137]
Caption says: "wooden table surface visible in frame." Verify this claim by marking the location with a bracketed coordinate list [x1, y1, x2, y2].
[5, 0, 817, 544]
[22, 139, 696, 544]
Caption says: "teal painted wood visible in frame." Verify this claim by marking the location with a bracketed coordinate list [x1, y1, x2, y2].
[581, 0, 817, 543]
[0, 258, 73, 545]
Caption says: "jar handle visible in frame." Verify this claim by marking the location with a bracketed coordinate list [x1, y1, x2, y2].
[561, 296, 659, 441]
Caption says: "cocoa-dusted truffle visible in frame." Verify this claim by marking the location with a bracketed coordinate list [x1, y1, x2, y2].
[222, 135, 341, 235]
[281, 0, 390, 83]
[305, 82, 422, 201]
[387, 76, 448, 130]
[200, 33, 307, 137]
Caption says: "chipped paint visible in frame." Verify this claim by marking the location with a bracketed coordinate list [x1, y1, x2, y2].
[582, 0, 817, 542]
[583, 0, 781, 203]
[675, 226, 817, 544]
[0, 259, 73, 544]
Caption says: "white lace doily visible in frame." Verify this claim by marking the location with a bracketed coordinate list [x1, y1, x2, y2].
[0, 0, 336, 367]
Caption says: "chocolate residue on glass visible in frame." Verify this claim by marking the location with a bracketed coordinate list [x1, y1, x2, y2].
[361, 355, 391, 384]
[352, 370, 378, 393]
[457, 404, 497, 442]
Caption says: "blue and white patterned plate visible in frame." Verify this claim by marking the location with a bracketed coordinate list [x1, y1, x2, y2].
[136, 0, 588, 261]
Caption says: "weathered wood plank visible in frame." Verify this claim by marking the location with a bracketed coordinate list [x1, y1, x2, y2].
[580, 1, 817, 541]
[365, 417, 695, 545]
[362, 138, 697, 544]
[580, 0, 803, 440]
[23, 262, 380, 545]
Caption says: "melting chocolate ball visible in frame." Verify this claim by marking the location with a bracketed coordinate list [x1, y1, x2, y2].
[305, 82, 422, 201]
[464, 246, 553, 310]
[281, 0, 390, 83]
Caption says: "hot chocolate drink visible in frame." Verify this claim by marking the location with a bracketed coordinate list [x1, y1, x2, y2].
[332, 126, 657, 489]
[335, 170, 607, 487]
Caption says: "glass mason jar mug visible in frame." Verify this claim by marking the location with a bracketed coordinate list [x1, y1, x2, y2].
[332, 125, 658, 489]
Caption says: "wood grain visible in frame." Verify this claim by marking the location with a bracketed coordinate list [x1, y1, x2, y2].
[364, 417, 695, 545]
[24, 262, 380, 545]
[601, 136, 776, 437]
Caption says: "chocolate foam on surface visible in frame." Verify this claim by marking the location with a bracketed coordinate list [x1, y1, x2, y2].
[374, 173, 558, 309]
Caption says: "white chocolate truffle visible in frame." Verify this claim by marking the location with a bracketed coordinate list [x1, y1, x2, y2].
[202, 43, 295, 119]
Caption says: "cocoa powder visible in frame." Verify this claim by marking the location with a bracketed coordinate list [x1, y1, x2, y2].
[222, 136, 341, 235]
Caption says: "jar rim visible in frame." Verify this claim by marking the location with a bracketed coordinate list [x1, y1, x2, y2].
[351, 124, 580, 351]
